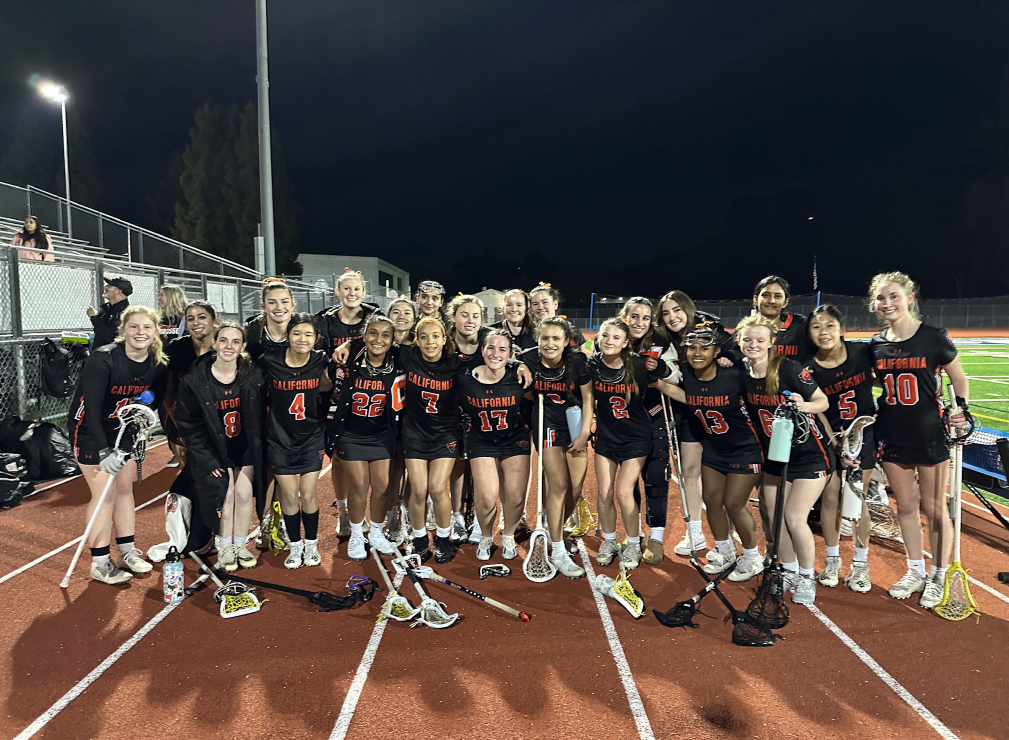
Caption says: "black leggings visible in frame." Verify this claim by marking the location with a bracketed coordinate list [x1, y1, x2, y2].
[634, 423, 671, 529]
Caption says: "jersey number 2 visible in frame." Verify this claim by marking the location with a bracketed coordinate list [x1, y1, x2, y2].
[352, 393, 386, 417]
[610, 397, 629, 419]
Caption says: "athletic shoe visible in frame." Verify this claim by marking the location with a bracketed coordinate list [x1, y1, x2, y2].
[596, 540, 619, 566]
[476, 536, 494, 561]
[426, 500, 437, 531]
[165, 455, 180, 468]
[467, 520, 483, 545]
[845, 561, 871, 593]
[727, 553, 763, 582]
[705, 547, 719, 562]
[674, 531, 707, 557]
[791, 574, 817, 605]
[703, 548, 736, 575]
[119, 548, 153, 574]
[285, 540, 304, 569]
[278, 519, 291, 549]
[551, 551, 585, 579]
[620, 542, 642, 570]
[217, 544, 238, 573]
[450, 513, 468, 543]
[412, 535, 432, 563]
[920, 578, 944, 609]
[642, 539, 664, 565]
[347, 532, 368, 561]
[368, 527, 396, 556]
[888, 568, 926, 599]
[236, 545, 258, 569]
[564, 536, 579, 555]
[302, 540, 322, 567]
[90, 559, 132, 585]
[782, 570, 801, 592]
[817, 556, 842, 588]
[435, 535, 455, 564]
[336, 505, 350, 537]
[501, 535, 518, 560]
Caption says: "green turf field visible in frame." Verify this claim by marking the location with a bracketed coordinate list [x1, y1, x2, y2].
[957, 341, 1009, 433]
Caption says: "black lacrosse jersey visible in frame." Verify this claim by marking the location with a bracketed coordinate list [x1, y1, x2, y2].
[458, 364, 530, 451]
[774, 313, 813, 362]
[490, 321, 537, 353]
[316, 304, 378, 352]
[344, 359, 406, 438]
[679, 364, 762, 460]
[244, 317, 290, 361]
[809, 342, 877, 435]
[589, 354, 668, 449]
[870, 324, 957, 448]
[259, 350, 328, 451]
[68, 344, 167, 451]
[742, 359, 831, 469]
[400, 346, 461, 441]
[519, 347, 591, 432]
[166, 337, 208, 388]
[456, 326, 491, 365]
[208, 373, 249, 467]
[631, 333, 673, 426]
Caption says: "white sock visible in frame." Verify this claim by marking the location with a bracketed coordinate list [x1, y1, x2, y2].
[908, 559, 926, 578]
[649, 527, 664, 542]
[826, 545, 840, 558]
[233, 536, 247, 546]
[602, 531, 617, 541]
[929, 565, 938, 579]
[626, 535, 640, 546]
[715, 539, 732, 553]
[452, 510, 462, 520]
[783, 560, 799, 573]
[551, 541, 566, 558]
[219, 536, 233, 547]
[370, 520, 384, 533]
[743, 547, 759, 558]
[436, 526, 450, 538]
[936, 566, 949, 582]
[690, 519, 703, 533]
[412, 528, 427, 539]
[117, 542, 135, 555]
[853, 548, 869, 563]
[92, 553, 111, 566]
[799, 567, 814, 577]
[350, 521, 364, 536]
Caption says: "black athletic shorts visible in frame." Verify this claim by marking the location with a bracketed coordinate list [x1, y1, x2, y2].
[402, 434, 460, 461]
[74, 446, 103, 465]
[701, 448, 763, 476]
[269, 441, 325, 475]
[674, 409, 700, 445]
[468, 436, 531, 459]
[594, 436, 652, 464]
[763, 459, 829, 481]
[878, 438, 950, 467]
[337, 431, 395, 462]
[534, 425, 572, 450]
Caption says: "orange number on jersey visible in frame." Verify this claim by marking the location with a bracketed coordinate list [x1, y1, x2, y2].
[694, 408, 729, 435]
[478, 409, 509, 432]
[421, 390, 439, 414]
[882, 373, 919, 406]
[351, 392, 386, 417]
[223, 411, 241, 438]
[758, 409, 775, 437]
[837, 389, 857, 421]
[289, 392, 306, 421]
[547, 393, 564, 405]
[610, 397, 629, 419]
[391, 376, 406, 412]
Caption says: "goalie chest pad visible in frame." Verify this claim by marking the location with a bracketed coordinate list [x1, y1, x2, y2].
[41, 338, 74, 398]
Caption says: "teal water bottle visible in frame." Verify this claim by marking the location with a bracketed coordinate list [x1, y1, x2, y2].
[768, 417, 794, 463]
[565, 407, 582, 441]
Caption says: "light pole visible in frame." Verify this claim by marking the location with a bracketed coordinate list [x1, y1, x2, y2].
[255, 0, 277, 276]
[40, 83, 72, 239]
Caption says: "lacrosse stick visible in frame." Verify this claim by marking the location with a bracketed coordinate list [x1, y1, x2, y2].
[393, 545, 459, 628]
[372, 548, 419, 622]
[934, 384, 979, 622]
[597, 543, 645, 618]
[209, 568, 376, 612]
[479, 564, 511, 579]
[423, 571, 531, 622]
[189, 552, 262, 618]
[60, 397, 159, 588]
[524, 395, 557, 582]
[837, 415, 876, 544]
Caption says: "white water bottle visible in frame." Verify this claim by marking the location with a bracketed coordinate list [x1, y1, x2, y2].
[162, 546, 184, 604]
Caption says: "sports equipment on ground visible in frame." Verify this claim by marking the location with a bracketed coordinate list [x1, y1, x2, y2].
[424, 570, 531, 622]
[386, 503, 407, 547]
[372, 548, 420, 622]
[524, 395, 557, 582]
[599, 543, 644, 618]
[934, 384, 979, 622]
[60, 400, 159, 588]
[207, 565, 377, 612]
[190, 552, 262, 618]
[393, 545, 458, 628]
[565, 497, 598, 537]
[479, 564, 511, 579]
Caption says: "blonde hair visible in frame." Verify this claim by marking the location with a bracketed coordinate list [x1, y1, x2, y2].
[337, 269, 365, 289]
[116, 305, 168, 366]
[735, 314, 783, 396]
[868, 271, 920, 320]
[158, 284, 188, 320]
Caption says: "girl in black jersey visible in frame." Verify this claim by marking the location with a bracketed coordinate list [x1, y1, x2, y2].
[520, 317, 592, 578]
[752, 275, 812, 362]
[388, 298, 418, 345]
[588, 318, 670, 570]
[259, 313, 333, 569]
[67, 306, 168, 585]
[176, 322, 264, 572]
[868, 271, 970, 608]
[492, 289, 537, 353]
[157, 284, 188, 345]
[661, 327, 763, 584]
[737, 315, 831, 602]
[164, 300, 217, 468]
[317, 269, 378, 354]
[459, 330, 532, 562]
[807, 305, 877, 593]
[335, 315, 405, 561]
[245, 280, 294, 361]
[415, 280, 446, 323]
[529, 283, 560, 322]
[447, 294, 489, 363]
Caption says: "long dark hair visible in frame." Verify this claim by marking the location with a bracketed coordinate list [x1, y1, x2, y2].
[20, 215, 48, 249]
[619, 296, 655, 353]
[535, 316, 581, 404]
[753, 275, 791, 317]
[502, 288, 536, 336]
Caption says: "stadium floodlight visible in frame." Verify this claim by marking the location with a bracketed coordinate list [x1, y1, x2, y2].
[38, 82, 72, 238]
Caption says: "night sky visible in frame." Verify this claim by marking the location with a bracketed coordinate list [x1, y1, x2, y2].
[3, 2, 1009, 304]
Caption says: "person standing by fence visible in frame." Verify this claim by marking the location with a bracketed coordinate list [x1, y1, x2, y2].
[11, 215, 54, 262]
[88, 277, 132, 348]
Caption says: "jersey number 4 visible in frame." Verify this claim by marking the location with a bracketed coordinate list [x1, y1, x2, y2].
[694, 408, 729, 435]
[289, 392, 306, 421]
[882, 373, 919, 406]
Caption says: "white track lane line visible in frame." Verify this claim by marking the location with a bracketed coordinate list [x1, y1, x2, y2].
[806, 604, 960, 740]
[0, 490, 169, 586]
[24, 439, 168, 498]
[14, 573, 210, 740]
[576, 540, 655, 740]
[328, 571, 404, 740]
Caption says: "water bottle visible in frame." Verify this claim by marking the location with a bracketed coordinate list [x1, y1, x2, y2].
[768, 417, 794, 463]
[162, 546, 184, 604]
[565, 406, 582, 442]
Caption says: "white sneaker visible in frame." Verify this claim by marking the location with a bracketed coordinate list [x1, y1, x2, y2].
[727, 553, 763, 582]
[450, 513, 468, 542]
[368, 527, 395, 556]
[347, 532, 367, 561]
[501, 535, 518, 560]
[888, 568, 926, 600]
[217, 544, 238, 573]
[845, 561, 871, 593]
[919, 578, 944, 609]
[791, 574, 817, 605]
[781, 570, 801, 592]
[467, 520, 483, 545]
[90, 559, 132, 585]
[550, 551, 585, 579]
[703, 548, 736, 575]
[817, 556, 842, 588]
[596, 539, 619, 566]
[284, 540, 304, 569]
[674, 531, 707, 557]
[619, 542, 642, 570]
[302, 540, 322, 567]
[119, 547, 153, 574]
[476, 536, 493, 561]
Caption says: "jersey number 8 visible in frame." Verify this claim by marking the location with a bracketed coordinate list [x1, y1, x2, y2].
[223, 411, 241, 438]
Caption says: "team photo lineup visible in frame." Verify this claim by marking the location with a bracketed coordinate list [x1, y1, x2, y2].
[65, 266, 977, 633]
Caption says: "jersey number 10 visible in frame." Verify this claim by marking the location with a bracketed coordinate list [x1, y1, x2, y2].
[882, 373, 919, 406]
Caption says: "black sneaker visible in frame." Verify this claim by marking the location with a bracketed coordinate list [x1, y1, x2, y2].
[435, 535, 455, 564]
[412, 535, 432, 563]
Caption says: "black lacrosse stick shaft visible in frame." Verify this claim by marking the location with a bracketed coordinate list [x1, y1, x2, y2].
[210, 568, 375, 610]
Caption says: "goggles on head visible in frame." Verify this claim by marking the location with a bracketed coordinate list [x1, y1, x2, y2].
[684, 327, 717, 348]
[418, 280, 445, 296]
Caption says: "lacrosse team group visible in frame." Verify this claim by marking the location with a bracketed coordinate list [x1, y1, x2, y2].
[67, 268, 972, 612]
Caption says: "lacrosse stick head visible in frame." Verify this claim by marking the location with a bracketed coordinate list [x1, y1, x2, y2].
[411, 597, 459, 629]
[391, 554, 435, 580]
[523, 530, 557, 583]
[378, 593, 421, 622]
[653, 600, 703, 628]
[841, 415, 876, 461]
[309, 576, 378, 612]
[731, 615, 780, 647]
[595, 573, 644, 619]
[867, 502, 903, 541]
[565, 498, 597, 537]
[744, 568, 790, 631]
[933, 566, 980, 622]
[214, 582, 262, 618]
[479, 564, 511, 580]
[114, 401, 160, 458]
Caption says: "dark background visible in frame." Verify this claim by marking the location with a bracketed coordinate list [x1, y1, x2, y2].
[3, 1, 1009, 305]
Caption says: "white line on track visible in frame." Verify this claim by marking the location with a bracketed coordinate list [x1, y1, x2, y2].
[0, 490, 169, 586]
[576, 540, 655, 740]
[921, 550, 1009, 607]
[328, 571, 404, 740]
[13, 573, 209, 740]
[805, 604, 960, 740]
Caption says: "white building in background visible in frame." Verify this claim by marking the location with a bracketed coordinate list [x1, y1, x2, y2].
[298, 254, 411, 310]
[475, 288, 505, 324]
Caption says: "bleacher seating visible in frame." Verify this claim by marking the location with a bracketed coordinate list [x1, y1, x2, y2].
[0, 216, 118, 260]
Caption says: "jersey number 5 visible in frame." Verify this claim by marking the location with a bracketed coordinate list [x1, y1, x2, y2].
[694, 408, 729, 435]
[838, 389, 857, 421]
[289, 392, 306, 421]
[882, 373, 919, 406]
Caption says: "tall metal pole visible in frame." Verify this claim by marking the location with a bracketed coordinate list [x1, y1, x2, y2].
[256, 0, 277, 277]
[60, 99, 72, 239]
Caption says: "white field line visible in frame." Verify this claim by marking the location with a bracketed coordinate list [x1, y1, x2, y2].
[14, 573, 210, 739]
[922, 549, 1009, 607]
[576, 540, 655, 740]
[968, 377, 1009, 385]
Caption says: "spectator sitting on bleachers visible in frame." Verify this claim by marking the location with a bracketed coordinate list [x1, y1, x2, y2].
[88, 277, 132, 348]
[11, 216, 54, 262]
